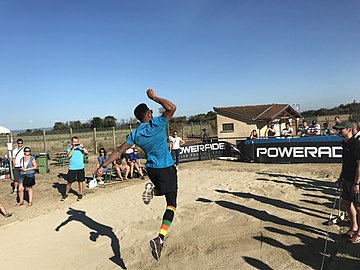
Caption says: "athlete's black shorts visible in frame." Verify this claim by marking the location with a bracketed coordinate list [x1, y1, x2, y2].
[67, 169, 85, 183]
[147, 165, 177, 195]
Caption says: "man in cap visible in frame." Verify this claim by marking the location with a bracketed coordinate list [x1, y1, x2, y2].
[334, 120, 360, 243]
[97, 88, 177, 260]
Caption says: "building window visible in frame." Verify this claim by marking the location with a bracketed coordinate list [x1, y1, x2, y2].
[222, 123, 234, 132]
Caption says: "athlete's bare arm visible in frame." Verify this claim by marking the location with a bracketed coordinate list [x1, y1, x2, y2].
[146, 88, 176, 121]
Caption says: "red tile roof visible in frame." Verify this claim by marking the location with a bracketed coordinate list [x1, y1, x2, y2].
[213, 104, 302, 121]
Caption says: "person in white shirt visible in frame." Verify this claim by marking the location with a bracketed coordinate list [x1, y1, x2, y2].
[308, 120, 321, 135]
[169, 131, 185, 166]
[281, 123, 293, 137]
[11, 138, 25, 194]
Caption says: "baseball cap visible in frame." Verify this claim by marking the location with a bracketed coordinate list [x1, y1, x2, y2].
[134, 103, 150, 121]
[333, 120, 353, 130]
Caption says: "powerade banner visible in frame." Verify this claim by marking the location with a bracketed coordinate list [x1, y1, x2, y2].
[239, 136, 343, 163]
[178, 142, 230, 162]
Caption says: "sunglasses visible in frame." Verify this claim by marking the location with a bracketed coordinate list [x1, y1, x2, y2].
[24, 150, 31, 152]
[100, 151, 104, 153]
[18, 142, 23, 144]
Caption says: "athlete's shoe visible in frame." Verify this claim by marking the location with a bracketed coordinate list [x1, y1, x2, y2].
[77, 194, 83, 201]
[150, 236, 163, 261]
[61, 195, 68, 201]
[142, 182, 154, 205]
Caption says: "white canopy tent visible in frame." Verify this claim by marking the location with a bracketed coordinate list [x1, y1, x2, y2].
[0, 125, 14, 180]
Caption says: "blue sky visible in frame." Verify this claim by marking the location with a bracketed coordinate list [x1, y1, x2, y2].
[1, 0, 359, 130]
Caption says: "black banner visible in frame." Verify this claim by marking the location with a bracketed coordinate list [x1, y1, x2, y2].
[238, 136, 343, 163]
[178, 142, 231, 162]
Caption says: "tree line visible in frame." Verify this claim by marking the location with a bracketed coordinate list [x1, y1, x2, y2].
[301, 100, 360, 118]
[17, 111, 217, 136]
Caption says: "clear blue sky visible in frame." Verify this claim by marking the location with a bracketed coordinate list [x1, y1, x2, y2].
[1, 0, 359, 130]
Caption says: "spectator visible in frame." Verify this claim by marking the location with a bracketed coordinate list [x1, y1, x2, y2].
[265, 123, 276, 137]
[281, 123, 293, 137]
[128, 148, 145, 179]
[61, 136, 89, 201]
[307, 120, 321, 135]
[18, 147, 37, 207]
[352, 120, 360, 140]
[113, 154, 130, 180]
[333, 121, 360, 243]
[334, 115, 341, 126]
[169, 131, 185, 167]
[11, 138, 25, 194]
[0, 203, 12, 218]
[321, 123, 332, 135]
[249, 130, 259, 139]
[94, 147, 108, 185]
[298, 120, 309, 136]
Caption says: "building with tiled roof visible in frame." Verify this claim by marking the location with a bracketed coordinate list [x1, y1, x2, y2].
[213, 104, 302, 144]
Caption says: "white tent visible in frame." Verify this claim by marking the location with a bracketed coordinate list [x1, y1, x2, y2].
[0, 126, 10, 134]
[0, 125, 14, 180]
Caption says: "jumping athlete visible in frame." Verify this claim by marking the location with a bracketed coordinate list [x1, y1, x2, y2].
[97, 88, 178, 260]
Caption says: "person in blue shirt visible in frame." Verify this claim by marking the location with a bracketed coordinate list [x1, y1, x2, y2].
[94, 147, 109, 185]
[97, 88, 177, 261]
[127, 148, 144, 179]
[61, 136, 88, 201]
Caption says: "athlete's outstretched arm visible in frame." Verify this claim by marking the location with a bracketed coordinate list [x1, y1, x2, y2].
[96, 142, 132, 176]
[146, 88, 176, 121]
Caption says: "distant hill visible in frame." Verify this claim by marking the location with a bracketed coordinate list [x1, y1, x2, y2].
[301, 100, 360, 119]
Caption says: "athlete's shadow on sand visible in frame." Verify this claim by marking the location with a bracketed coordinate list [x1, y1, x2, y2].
[55, 208, 126, 269]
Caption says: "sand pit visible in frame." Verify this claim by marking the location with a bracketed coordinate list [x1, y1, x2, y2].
[0, 160, 359, 269]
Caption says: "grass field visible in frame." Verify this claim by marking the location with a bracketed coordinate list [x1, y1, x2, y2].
[0, 121, 216, 158]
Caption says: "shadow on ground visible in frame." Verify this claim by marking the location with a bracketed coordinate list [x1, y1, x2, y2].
[55, 207, 126, 269]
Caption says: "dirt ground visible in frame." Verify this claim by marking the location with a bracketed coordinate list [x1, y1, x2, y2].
[0, 158, 359, 269]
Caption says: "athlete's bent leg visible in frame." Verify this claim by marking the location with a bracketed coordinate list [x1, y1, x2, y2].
[159, 192, 177, 241]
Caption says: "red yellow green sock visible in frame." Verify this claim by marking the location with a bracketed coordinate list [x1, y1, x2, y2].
[159, 205, 176, 240]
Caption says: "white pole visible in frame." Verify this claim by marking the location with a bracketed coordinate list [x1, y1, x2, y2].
[6, 134, 14, 180]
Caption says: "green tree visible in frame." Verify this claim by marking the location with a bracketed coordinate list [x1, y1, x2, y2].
[69, 120, 82, 129]
[90, 117, 103, 128]
[53, 122, 68, 131]
[103, 115, 117, 127]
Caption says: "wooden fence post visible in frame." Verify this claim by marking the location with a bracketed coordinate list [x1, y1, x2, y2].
[69, 128, 73, 140]
[93, 128, 97, 154]
[112, 126, 116, 150]
[42, 130, 47, 153]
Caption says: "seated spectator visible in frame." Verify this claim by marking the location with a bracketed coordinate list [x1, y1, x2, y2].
[113, 154, 130, 180]
[94, 147, 108, 185]
[321, 123, 332, 136]
[352, 120, 360, 140]
[127, 148, 145, 179]
[265, 123, 276, 137]
[334, 115, 341, 127]
[297, 120, 309, 136]
[281, 123, 293, 137]
[249, 130, 259, 139]
[308, 120, 321, 135]
[0, 202, 12, 218]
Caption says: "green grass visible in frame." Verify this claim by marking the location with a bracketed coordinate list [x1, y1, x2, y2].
[0, 121, 216, 158]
